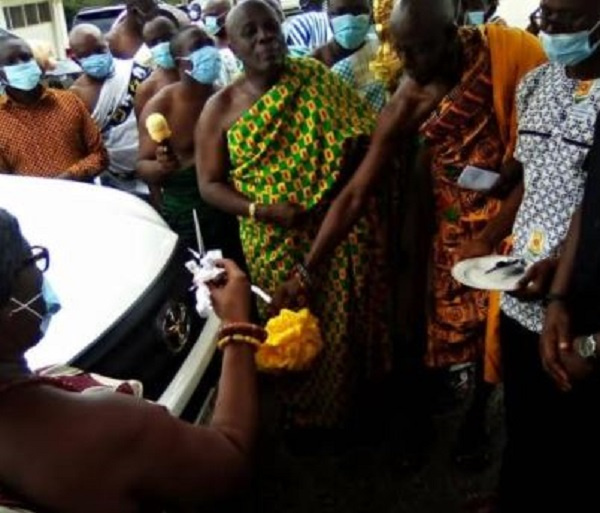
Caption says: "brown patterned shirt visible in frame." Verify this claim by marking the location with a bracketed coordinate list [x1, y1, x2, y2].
[0, 88, 108, 178]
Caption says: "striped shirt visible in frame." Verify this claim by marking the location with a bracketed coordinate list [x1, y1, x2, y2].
[284, 11, 333, 50]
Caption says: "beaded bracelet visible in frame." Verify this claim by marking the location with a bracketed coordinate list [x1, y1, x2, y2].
[293, 262, 312, 290]
[217, 334, 262, 351]
[218, 322, 267, 343]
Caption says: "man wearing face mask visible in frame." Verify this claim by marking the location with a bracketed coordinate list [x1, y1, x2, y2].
[108, 0, 159, 63]
[135, 15, 180, 119]
[201, 0, 231, 48]
[0, 35, 107, 179]
[482, 0, 600, 510]
[312, 0, 387, 111]
[108, 0, 189, 64]
[201, 0, 241, 86]
[456, 0, 500, 26]
[138, 25, 243, 262]
[281, 0, 545, 457]
[284, 0, 333, 51]
[70, 24, 151, 196]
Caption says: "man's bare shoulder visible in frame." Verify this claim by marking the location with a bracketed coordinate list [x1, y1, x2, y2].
[136, 72, 160, 96]
[209, 82, 237, 109]
[69, 75, 100, 110]
[202, 81, 245, 130]
[142, 83, 177, 117]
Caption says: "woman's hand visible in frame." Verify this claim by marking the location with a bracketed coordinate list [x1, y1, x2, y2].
[208, 259, 251, 323]
[259, 202, 306, 229]
[270, 275, 309, 316]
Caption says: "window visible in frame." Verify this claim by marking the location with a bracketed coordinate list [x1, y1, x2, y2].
[4, 6, 26, 29]
[2, 2, 51, 29]
[25, 3, 40, 25]
[37, 2, 51, 22]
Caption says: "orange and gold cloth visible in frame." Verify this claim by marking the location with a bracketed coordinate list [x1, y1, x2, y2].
[420, 26, 546, 374]
[0, 88, 107, 178]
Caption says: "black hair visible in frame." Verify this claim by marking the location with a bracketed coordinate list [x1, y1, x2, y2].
[0, 209, 29, 307]
[156, 8, 181, 28]
[169, 25, 202, 58]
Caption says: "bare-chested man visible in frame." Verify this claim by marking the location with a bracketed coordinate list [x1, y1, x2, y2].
[134, 15, 180, 118]
[138, 26, 242, 261]
[108, 0, 159, 60]
[108, 0, 189, 62]
[70, 24, 150, 195]
[201, 0, 232, 47]
[201, 0, 241, 85]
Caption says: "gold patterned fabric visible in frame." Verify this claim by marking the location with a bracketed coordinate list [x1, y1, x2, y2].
[227, 57, 391, 429]
[420, 29, 503, 369]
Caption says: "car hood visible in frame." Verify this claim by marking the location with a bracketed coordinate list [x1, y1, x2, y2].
[0, 177, 178, 369]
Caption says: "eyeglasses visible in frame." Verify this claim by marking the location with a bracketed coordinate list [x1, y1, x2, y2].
[21, 246, 50, 273]
[530, 7, 589, 33]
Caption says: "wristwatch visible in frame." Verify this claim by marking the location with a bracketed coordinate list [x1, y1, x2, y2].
[575, 335, 598, 359]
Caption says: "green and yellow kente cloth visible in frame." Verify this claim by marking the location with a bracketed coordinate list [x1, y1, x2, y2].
[228, 57, 391, 429]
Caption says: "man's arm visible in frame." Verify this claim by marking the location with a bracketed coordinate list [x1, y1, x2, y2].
[195, 94, 255, 217]
[303, 79, 446, 273]
[136, 98, 179, 186]
[459, 177, 524, 259]
[134, 80, 155, 121]
[62, 97, 108, 180]
[195, 94, 309, 228]
[69, 77, 95, 113]
[0, 151, 10, 173]
[540, 207, 582, 390]
[548, 207, 582, 299]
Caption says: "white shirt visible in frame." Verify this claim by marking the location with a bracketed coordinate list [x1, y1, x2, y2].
[501, 63, 600, 333]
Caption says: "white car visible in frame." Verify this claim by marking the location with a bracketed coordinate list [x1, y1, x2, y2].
[0, 176, 219, 420]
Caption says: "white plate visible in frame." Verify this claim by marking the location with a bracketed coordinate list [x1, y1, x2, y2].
[452, 256, 529, 292]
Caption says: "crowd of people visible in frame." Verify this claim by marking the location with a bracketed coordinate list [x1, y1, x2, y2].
[1, 0, 600, 511]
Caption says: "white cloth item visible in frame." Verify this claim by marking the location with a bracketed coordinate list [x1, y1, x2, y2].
[501, 63, 600, 333]
[186, 250, 224, 318]
[218, 48, 241, 86]
[92, 58, 150, 194]
[134, 44, 153, 68]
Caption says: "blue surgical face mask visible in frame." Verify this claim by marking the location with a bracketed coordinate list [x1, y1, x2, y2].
[331, 14, 370, 51]
[151, 42, 176, 70]
[204, 15, 225, 37]
[9, 277, 61, 337]
[79, 52, 115, 79]
[466, 10, 485, 25]
[540, 21, 600, 67]
[1, 60, 42, 91]
[185, 46, 221, 84]
[39, 278, 61, 336]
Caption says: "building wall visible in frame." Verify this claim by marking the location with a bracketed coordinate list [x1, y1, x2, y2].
[0, 0, 68, 58]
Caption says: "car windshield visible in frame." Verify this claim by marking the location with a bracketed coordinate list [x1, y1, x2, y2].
[72, 9, 123, 33]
